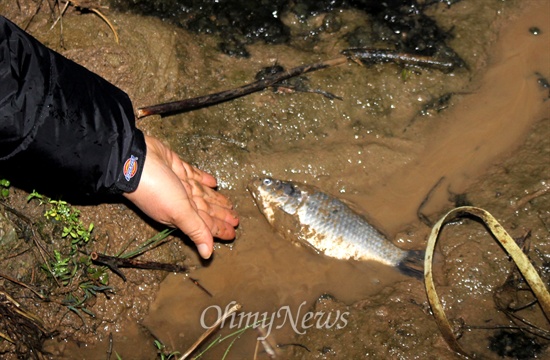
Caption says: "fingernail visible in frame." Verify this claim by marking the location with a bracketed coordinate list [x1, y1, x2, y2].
[197, 244, 211, 259]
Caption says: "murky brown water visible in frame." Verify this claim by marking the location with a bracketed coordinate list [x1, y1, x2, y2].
[1, 0, 549, 359]
[142, 2, 549, 359]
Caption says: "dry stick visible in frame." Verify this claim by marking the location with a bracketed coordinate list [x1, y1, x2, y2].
[24, 0, 45, 31]
[0, 272, 47, 300]
[0, 290, 47, 333]
[50, 1, 120, 44]
[189, 277, 213, 297]
[341, 48, 459, 71]
[87, 7, 120, 44]
[137, 48, 457, 118]
[136, 56, 348, 118]
[179, 302, 242, 360]
[0, 331, 15, 344]
[106, 332, 113, 360]
[90, 252, 187, 282]
[256, 326, 278, 358]
[2, 245, 33, 261]
[50, 0, 70, 30]
[513, 179, 550, 210]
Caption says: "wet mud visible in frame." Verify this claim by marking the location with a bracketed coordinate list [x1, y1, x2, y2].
[0, 0, 549, 359]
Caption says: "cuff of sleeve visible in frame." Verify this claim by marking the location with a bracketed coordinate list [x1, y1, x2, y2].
[110, 129, 146, 194]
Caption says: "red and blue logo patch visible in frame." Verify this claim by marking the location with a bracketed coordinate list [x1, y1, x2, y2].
[123, 155, 138, 181]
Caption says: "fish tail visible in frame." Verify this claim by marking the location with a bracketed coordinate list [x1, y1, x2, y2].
[397, 250, 425, 279]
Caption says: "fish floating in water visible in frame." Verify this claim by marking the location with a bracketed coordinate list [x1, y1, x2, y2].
[248, 177, 424, 278]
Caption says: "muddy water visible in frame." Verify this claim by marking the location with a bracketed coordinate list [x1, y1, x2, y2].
[137, 2, 550, 359]
[364, 2, 550, 235]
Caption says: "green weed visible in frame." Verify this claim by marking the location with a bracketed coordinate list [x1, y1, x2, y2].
[118, 228, 174, 259]
[0, 178, 10, 198]
[28, 191, 94, 249]
[27, 190, 110, 318]
[193, 318, 268, 359]
[44, 250, 77, 286]
[154, 339, 180, 360]
[26, 190, 175, 324]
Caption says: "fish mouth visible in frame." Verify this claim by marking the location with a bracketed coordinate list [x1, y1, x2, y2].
[247, 177, 263, 187]
[246, 178, 263, 194]
[247, 177, 268, 203]
[247, 177, 278, 225]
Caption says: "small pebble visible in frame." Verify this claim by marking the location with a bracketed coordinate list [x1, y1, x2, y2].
[529, 27, 541, 35]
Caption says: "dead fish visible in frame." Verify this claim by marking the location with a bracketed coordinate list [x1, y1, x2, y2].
[248, 177, 424, 278]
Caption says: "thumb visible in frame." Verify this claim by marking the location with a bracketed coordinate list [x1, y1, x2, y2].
[173, 211, 214, 259]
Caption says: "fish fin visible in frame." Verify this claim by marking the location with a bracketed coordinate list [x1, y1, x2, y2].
[397, 250, 425, 279]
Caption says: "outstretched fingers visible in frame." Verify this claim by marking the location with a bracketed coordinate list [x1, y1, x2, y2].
[186, 184, 238, 228]
[140, 135, 239, 258]
[176, 158, 217, 188]
[197, 208, 237, 240]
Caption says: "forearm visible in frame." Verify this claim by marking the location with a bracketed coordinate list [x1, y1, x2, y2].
[0, 16, 144, 197]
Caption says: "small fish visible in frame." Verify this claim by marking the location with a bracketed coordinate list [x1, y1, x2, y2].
[248, 177, 424, 278]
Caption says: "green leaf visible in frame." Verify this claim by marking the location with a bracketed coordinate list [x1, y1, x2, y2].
[27, 190, 43, 201]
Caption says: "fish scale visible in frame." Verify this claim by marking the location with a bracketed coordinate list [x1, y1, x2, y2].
[248, 177, 424, 277]
[297, 190, 408, 266]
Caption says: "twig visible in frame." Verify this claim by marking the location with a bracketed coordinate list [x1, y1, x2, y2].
[23, 0, 45, 31]
[416, 176, 445, 227]
[179, 303, 242, 360]
[504, 310, 550, 340]
[0, 272, 47, 300]
[90, 252, 187, 281]
[256, 327, 278, 358]
[50, 0, 70, 31]
[87, 7, 119, 44]
[0, 330, 15, 344]
[513, 179, 550, 210]
[0, 290, 47, 333]
[106, 332, 113, 360]
[136, 56, 348, 118]
[189, 277, 213, 297]
[341, 48, 460, 71]
[50, 1, 120, 44]
[0, 199, 32, 223]
[1, 245, 33, 261]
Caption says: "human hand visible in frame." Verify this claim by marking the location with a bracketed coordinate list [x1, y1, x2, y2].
[123, 135, 239, 259]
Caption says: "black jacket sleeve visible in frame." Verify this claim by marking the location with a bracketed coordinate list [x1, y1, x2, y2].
[0, 15, 145, 198]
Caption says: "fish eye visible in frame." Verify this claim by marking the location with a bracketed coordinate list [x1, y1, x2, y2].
[263, 178, 273, 186]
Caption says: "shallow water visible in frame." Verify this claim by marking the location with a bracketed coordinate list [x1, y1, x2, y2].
[139, 2, 550, 359]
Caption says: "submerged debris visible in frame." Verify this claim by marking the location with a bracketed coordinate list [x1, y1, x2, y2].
[342, 48, 461, 72]
[489, 329, 544, 359]
[255, 65, 342, 100]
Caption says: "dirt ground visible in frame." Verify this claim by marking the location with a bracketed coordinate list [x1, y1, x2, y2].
[0, 0, 549, 359]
